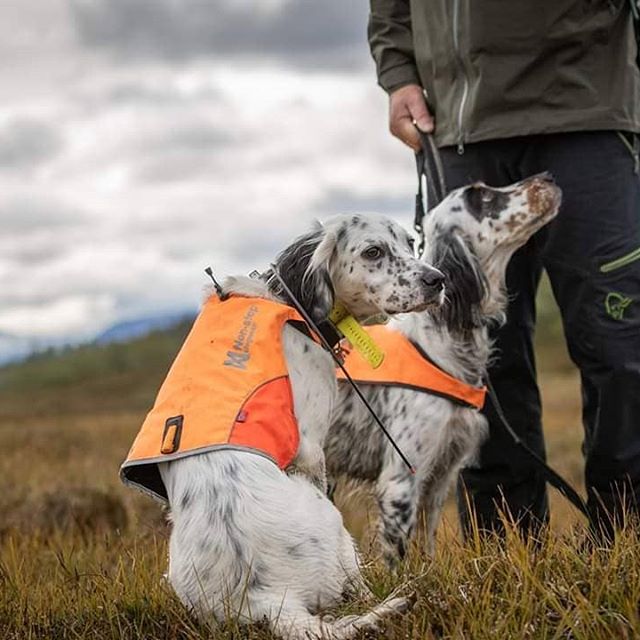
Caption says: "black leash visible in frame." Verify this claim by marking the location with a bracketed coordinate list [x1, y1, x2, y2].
[486, 376, 591, 522]
[414, 132, 591, 522]
[414, 129, 447, 257]
[267, 265, 416, 475]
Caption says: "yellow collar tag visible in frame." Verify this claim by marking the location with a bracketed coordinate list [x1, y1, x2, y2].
[329, 303, 385, 369]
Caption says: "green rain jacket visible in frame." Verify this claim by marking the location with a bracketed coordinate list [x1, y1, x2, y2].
[369, 0, 640, 149]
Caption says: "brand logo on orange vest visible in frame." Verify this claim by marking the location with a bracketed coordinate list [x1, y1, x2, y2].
[223, 303, 259, 369]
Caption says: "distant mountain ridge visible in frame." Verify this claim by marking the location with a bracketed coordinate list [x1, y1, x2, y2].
[94, 311, 196, 345]
[0, 310, 196, 366]
[0, 332, 41, 366]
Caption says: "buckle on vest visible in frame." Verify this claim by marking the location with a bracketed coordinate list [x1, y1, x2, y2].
[161, 415, 183, 454]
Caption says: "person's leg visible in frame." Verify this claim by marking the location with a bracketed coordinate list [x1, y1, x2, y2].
[439, 140, 550, 537]
[527, 131, 640, 537]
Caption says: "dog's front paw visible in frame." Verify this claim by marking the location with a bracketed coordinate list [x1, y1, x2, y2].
[382, 592, 416, 615]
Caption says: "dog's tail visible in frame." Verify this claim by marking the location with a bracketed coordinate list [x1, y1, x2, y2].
[326, 594, 412, 638]
[270, 593, 413, 640]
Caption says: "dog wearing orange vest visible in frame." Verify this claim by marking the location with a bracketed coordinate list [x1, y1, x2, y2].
[123, 214, 445, 639]
[326, 174, 561, 564]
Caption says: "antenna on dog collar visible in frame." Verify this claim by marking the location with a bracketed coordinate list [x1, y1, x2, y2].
[204, 266, 226, 299]
[414, 129, 447, 258]
[268, 264, 415, 475]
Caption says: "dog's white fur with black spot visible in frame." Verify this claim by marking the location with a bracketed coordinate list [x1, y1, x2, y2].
[325, 175, 561, 564]
[158, 214, 445, 639]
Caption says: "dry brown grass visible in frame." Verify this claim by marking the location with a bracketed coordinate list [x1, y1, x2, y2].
[2, 312, 638, 639]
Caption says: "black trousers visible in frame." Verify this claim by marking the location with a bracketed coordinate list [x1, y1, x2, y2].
[439, 131, 640, 537]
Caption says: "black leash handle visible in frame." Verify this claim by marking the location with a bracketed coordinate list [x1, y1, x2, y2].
[414, 129, 447, 257]
[267, 265, 416, 475]
[486, 376, 592, 523]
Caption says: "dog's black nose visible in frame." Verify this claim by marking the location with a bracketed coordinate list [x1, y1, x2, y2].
[421, 267, 445, 290]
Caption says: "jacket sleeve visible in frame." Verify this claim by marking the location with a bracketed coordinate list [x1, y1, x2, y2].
[368, 0, 421, 93]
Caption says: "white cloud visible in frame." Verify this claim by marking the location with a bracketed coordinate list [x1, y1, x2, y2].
[0, 294, 117, 339]
[69, 0, 370, 70]
[0, 1, 418, 349]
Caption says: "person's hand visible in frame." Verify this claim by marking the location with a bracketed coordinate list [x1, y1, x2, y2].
[389, 84, 434, 151]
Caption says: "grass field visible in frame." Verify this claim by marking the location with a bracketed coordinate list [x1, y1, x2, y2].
[2, 284, 639, 639]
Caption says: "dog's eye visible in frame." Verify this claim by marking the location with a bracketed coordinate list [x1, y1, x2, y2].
[362, 246, 384, 260]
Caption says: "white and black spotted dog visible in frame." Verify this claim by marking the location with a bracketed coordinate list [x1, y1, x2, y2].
[325, 174, 561, 564]
[158, 214, 445, 639]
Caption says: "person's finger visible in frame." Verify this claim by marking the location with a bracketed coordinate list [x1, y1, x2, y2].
[390, 102, 421, 149]
[389, 84, 434, 149]
[407, 93, 434, 133]
[393, 115, 421, 151]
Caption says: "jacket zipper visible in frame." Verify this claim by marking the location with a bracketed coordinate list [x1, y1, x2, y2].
[452, 0, 469, 154]
[600, 247, 640, 273]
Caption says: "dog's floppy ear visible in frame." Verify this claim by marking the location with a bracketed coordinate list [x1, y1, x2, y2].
[271, 226, 336, 322]
[432, 230, 487, 335]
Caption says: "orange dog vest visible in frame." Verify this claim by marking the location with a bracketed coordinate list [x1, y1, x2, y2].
[121, 295, 309, 501]
[337, 325, 486, 410]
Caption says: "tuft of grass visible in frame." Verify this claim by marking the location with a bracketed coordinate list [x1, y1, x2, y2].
[2, 522, 640, 639]
[3, 291, 636, 638]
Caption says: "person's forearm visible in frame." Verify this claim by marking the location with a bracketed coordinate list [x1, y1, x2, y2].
[369, 1, 432, 150]
[368, 0, 421, 93]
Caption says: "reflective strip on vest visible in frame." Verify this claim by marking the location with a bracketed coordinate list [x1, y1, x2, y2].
[120, 295, 306, 501]
[337, 325, 486, 410]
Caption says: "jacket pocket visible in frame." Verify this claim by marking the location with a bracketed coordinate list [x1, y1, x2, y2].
[599, 246, 640, 274]
[590, 252, 640, 336]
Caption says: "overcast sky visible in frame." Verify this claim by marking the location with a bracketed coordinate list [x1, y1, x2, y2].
[0, 0, 417, 347]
